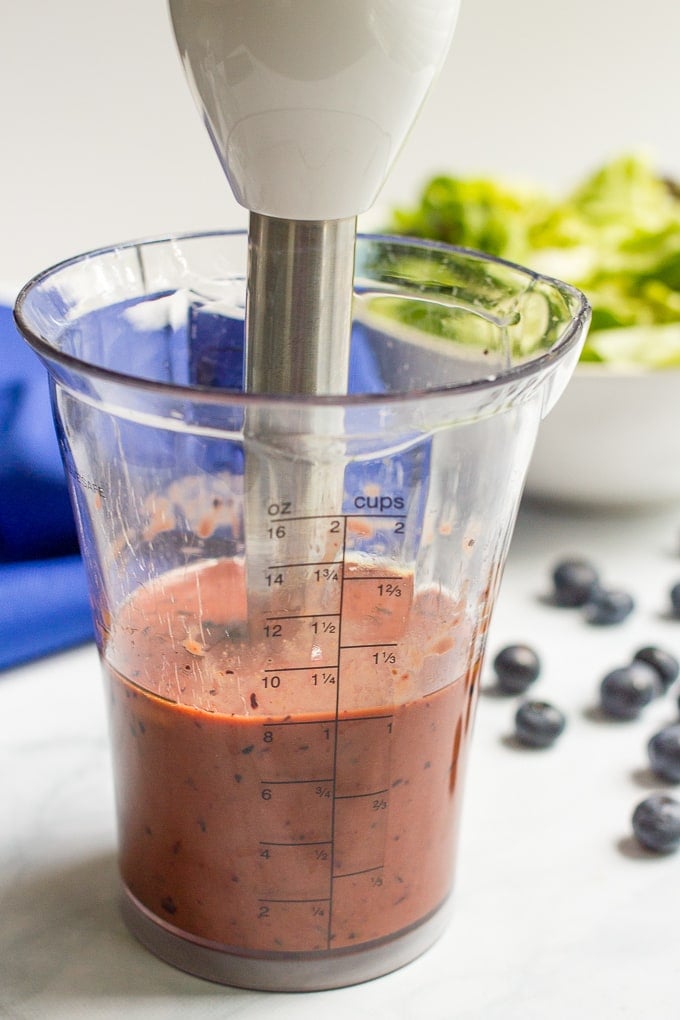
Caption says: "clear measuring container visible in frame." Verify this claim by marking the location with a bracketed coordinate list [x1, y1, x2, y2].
[14, 232, 589, 991]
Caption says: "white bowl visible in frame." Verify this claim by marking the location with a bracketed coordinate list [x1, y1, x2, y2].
[525, 364, 680, 510]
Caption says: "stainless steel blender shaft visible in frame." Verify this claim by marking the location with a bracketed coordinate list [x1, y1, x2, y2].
[246, 213, 356, 396]
[243, 214, 356, 628]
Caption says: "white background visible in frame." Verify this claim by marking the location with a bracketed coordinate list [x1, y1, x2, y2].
[2, 0, 680, 290]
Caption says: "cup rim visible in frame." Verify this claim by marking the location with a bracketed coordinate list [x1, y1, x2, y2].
[13, 229, 591, 408]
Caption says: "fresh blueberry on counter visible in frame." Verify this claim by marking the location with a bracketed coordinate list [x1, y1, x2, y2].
[551, 558, 600, 607]
[599, 663, 657, 720]
[633, 645, 679, 693]
[632, 794, 680, 853]
[648, 724, 680, 783]
[493, 644, 541, 695]
[514, 700, 566, 748]
[584, 588, 635, 626]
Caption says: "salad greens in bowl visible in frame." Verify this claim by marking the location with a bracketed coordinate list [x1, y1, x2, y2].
[384, 153, 680, 507]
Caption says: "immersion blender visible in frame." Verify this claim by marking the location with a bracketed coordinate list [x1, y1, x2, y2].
[169, 0, 461, 625]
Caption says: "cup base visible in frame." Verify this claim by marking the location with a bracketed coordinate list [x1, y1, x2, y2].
[119, 886, 450, 992]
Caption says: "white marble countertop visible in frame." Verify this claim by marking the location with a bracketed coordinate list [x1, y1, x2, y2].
[2, 498, 679, 1019]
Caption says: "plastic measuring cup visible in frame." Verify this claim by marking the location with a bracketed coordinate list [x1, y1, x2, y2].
[14, 232, 589, 991]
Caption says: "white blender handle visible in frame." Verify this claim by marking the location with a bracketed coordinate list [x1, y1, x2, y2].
[167, 0, 461, 643]
[169, 0, 461, 222]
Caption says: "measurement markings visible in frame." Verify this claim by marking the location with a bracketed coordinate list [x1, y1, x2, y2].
[334, 787, 389, 801]
[267, 510, 403, 518]
[262, 713, 392, 728]
[265, 613, 340, 622]
[258, 897, 331, 904]
[260, 778, 334, 786]
[267, 512, 406, 523]
[334, 713, 394, 724]
[268, 559, 339, 570]
[260, 512, 399, 949]
[344, 513, 407, 519]
[326, 515, 349, 948]
[262, 664, 337, 673]
[342, 575, 405, 582]
[260, 778, 389, 796]
[268, 513, 343, 524]
[259, 840, 332, 847]
[334, 865, 384, 880]
[264, 718, 337, 728]
[339, 642, 398, 650]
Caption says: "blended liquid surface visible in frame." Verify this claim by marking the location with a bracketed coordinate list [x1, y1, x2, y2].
[104, 558, 480, 955]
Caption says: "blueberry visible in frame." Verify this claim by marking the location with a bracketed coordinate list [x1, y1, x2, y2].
[648, 724, 680, 783]
[670, 582, 680, 618]
[632, 794, 680, 853]
[584, 588, 634, 626]
[551, 558, 600, 607]
[599, 663, 657, 720]
[493, 644, 541, 695]
[633, 646, 679, 693]
[514, 700, 566, 748]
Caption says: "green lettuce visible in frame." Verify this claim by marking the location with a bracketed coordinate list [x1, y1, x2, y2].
[387, 154, 680, 366]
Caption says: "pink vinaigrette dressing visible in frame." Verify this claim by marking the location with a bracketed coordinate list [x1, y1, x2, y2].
[103, 557, 483, 954]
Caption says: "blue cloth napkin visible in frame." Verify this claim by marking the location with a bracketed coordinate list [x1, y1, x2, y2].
[0, 303, 92, 670]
